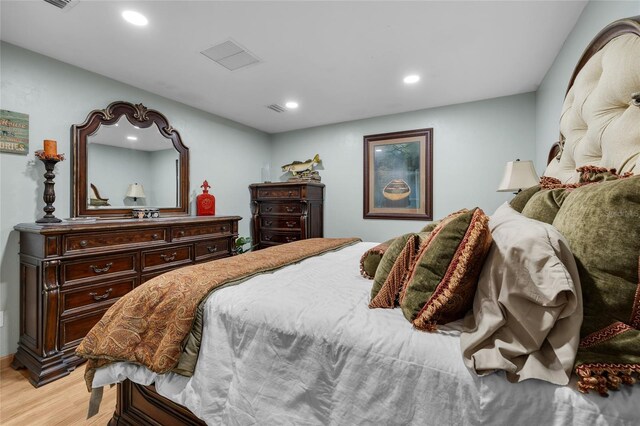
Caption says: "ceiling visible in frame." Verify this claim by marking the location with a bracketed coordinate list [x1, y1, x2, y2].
[0, 1, 587, 134]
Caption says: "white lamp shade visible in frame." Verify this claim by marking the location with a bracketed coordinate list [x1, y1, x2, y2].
[126, 183, 146, 198]
[497, 160, 539, 192]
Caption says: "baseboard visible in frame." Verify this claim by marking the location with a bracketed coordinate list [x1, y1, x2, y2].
[1, 353, 15, 370]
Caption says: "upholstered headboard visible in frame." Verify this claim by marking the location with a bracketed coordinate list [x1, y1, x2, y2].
[544, 16, 640, 182]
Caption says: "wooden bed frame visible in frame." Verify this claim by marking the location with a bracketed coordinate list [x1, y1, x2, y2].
[107, 16, 640, 425]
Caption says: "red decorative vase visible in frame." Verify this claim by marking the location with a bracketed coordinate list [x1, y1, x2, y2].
[196, 180, 215, 216]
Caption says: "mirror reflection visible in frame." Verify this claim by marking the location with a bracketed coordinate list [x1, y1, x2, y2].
[86, 116, 179, 209]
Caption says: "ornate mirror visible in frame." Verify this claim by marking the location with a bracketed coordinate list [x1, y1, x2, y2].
[72, 101, 189, 218]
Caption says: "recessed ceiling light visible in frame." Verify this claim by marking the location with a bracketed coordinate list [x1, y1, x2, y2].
[122, 10, 148, 26]
[127, 136, 138, 141]
[285, 101, 299, 109]
[403, 74, 420, 84]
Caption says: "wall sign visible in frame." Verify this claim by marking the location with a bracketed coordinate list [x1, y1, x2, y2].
[0, 109, 29, 155]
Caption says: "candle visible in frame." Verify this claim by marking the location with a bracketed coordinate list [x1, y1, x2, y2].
[44, 140, 57, 157]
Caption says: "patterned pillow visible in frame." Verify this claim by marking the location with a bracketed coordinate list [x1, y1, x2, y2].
[553, 175, 640, 396]
[399, 208, 492, 331]
[360, 238, 395, 279]
[369, 234, 414, 301]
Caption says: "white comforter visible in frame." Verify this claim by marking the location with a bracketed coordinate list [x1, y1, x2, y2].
[94, 242, 639, 425]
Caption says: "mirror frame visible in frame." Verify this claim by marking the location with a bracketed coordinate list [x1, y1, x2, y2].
[72, 101, 190, 218]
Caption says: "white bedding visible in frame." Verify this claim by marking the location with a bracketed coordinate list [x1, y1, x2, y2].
[94, 242, 639, 425]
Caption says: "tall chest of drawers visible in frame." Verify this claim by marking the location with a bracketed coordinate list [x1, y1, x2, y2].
[12, 215, 240, 387]
[250, 182, 324, 250]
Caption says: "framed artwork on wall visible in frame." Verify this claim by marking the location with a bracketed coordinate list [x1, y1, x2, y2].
[363, 128, 433, 220]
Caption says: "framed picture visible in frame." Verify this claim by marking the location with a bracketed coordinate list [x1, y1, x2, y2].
[363, 128, 433, 220]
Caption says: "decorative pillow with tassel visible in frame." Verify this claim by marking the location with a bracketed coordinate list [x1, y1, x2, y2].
[369, 234, 415, 301]
[553, 175, 640, 396]
[399, 208, 493, 331]
[369, 234, 420, 309]
[360, 238, 395, 279]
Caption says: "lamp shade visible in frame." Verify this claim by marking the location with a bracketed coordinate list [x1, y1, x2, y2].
[497, 160, 539, 192]
[126, 183, 146, 199]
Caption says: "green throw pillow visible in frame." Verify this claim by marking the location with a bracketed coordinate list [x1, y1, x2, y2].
[360, 238, 395, 279]
[509, 185, 540, 213]
[419, 221, 440, 233]
[553, 175, 640, 396]
[399, 208, 492, 331]
[521, 188, 570, 224]
[370, 234, 414, 301]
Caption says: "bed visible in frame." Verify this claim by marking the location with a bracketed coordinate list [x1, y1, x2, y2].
[79, 16, 640, 426]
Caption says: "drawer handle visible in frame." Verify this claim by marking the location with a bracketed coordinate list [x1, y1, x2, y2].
[207, 246, 218, 253]
[222, 226, 228, 232]
[151, 233, 160, 240]
[160, 252, 177, 262]
[177, 230, 185, 237]
[285, 236, 297, 243]
[288, 191, 293, 196]
[89, 288, 113, 301]
[264, 235, 272, 241]
[265, 207, 273, 212]
[285, 207, 295, 213]
[264, 220, 273, 226]
[79, 240, 88, 247]
[286, 221, 296, 228]
[90, 262, 113, 274]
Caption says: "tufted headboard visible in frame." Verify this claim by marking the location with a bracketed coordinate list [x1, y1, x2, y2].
[544, 16, 640, 182]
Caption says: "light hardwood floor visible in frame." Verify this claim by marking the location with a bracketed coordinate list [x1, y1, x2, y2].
[0, 356, 116, 425]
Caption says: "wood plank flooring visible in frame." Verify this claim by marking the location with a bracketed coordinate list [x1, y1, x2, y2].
[0, 355, 116, 425]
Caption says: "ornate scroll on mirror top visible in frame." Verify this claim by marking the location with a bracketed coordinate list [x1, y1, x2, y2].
[72, 101, 190, 218]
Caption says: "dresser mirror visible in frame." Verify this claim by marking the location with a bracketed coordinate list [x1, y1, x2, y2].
[72, 101, 189, 218]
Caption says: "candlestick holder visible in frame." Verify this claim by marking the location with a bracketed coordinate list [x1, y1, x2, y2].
[36, 158, 62, 223]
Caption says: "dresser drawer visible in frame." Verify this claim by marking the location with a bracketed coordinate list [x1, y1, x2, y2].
[60, 278, 136, 316]
[65, 228, 168, 253]
[257, 187, 301, 199]
[62, 253, 137, 285]
[172, 222, 232, 241]
[59, 308, 111, 350]
[260, 231, 301, 245]
[260, 217, 301, 230]
[260, 202, 303, 215]
[142, 245, 192, 272]
[195, 238, 230, 262]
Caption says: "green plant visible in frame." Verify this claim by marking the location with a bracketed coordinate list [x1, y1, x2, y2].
[234, 236, 253, 254]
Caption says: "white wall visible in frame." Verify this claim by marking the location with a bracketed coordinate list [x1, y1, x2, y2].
[535, 0, 640, 170]
[0, 42, 271, 356]
[87, 144, 157, 207]
[271, 93, 536, 242]
[150, 148, 181, 207]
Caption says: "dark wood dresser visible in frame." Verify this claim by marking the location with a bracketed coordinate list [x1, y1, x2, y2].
[12, 215, 240, 387]
[250, 182, 324, 250]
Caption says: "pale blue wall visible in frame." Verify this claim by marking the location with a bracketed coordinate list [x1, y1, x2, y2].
[0, 42, 271, 356]
[270, 93, 536, 242]
[535, 1, 640, 171]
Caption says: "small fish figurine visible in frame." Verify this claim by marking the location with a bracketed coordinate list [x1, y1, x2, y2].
[281, 154, 321, 175]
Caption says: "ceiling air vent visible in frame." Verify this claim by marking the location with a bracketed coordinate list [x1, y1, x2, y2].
[266, 104, 286, 113]
[43, 0, 79, 10]
[201, 39, 260, 71]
